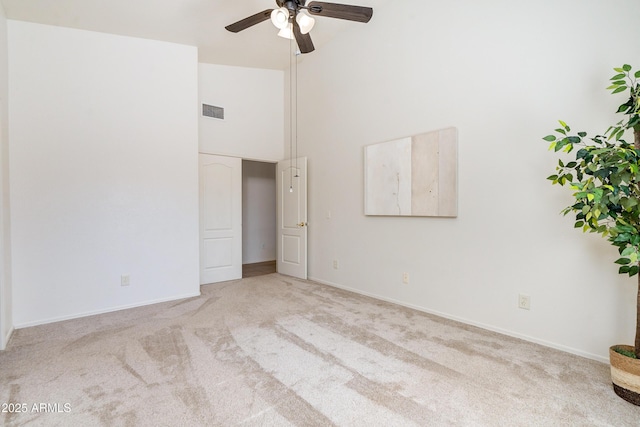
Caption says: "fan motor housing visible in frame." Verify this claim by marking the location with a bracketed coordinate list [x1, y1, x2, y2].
[277, 0, 306, 8]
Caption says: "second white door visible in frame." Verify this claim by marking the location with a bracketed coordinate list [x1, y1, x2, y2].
[277, 157, 307, 279]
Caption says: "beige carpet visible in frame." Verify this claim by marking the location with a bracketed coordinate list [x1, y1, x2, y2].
[1, 273, 638, 426]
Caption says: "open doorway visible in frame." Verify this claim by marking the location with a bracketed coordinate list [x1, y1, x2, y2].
[242, 160, 276, 277]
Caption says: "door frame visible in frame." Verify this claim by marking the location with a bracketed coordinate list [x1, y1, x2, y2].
[198, 152, 287, 282]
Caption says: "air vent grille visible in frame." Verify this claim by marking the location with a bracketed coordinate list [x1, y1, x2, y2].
[203, 104, 224, 120]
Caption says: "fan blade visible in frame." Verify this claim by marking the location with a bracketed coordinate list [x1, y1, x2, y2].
[307, 2, 373, 23]
[225, 9, 273, 33]
[293, 20, 315, 54]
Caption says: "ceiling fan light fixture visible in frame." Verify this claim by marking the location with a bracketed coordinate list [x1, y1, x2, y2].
[226, 1, 374, 54]
[295, 11, 315, 35]
[277, 23, 294, 39]
[270, 7, 290, 29]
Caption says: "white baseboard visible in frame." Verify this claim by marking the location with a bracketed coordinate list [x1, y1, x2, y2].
[13, 291, 202, 330]
[309, 276, 609, 364]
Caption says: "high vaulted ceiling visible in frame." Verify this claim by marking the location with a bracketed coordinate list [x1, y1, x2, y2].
[0, 0, 388, 70]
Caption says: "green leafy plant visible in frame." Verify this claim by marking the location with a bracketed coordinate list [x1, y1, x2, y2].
[543, 64, 640, 359]
[614, 346, 638, 359]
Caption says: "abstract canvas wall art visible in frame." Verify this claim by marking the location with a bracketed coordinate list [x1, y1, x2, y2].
[364, 127, 458, 217]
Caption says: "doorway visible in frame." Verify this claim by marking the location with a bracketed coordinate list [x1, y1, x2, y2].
[242, 160, 276, 277]
[199, 155, 306, 283]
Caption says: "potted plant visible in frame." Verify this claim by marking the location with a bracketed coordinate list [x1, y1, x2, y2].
[543, 64, 640, 406]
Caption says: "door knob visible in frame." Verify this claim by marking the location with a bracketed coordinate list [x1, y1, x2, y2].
[297, 222, 308, 227]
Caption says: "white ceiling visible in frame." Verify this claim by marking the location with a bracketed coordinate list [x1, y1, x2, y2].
[0, 0, 388, 70]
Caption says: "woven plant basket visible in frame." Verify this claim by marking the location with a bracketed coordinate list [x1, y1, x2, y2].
[610, 345, 640, 406]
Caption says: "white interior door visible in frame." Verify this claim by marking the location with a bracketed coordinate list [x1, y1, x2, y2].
[199, 154, 242, 284]
[277, 157, 307, 279]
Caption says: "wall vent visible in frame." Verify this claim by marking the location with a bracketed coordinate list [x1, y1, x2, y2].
[202, 104, 224, 120]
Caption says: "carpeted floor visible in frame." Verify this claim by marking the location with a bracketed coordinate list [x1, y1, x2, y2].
[1, 273, 638, 426]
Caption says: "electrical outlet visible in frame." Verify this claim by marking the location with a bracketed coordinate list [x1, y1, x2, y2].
[333, 260, 339, 269]
[402, 272, 409, 284]
[121, 274, 130, 287]
[518, 294, 531, 310]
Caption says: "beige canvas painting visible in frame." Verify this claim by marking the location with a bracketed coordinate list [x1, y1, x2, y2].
[364, 127, 458, 217]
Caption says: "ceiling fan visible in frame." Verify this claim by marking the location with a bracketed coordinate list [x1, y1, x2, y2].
[225, 1, 373, 54]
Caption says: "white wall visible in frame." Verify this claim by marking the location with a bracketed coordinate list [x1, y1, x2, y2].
[0, 4, 10, 349]
[242, 160, 276, 264]
[296, 0, 640, 362]
[8, 21, 200, 327]
[199, 63, 284, 162]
